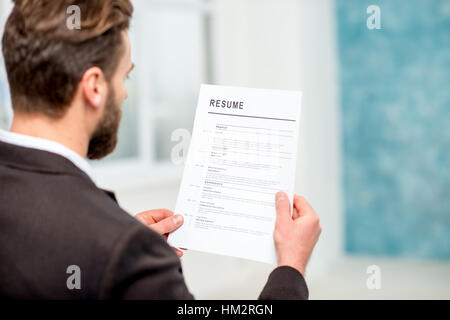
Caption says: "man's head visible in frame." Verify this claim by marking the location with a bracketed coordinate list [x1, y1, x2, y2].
[2, 0, 134, 159]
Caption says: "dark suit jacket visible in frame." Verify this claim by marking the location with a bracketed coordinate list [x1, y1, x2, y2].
[0, 140, 308, 299]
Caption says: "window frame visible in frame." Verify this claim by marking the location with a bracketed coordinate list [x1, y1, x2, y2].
[93, 0, 218, 190]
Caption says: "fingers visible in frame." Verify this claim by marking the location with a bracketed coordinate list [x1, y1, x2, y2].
[135, 209, 174, 225]
[174, 248, 184, 257]
[275, 191, 291, 224]
[150, 209, 175, 222]
[292, 206, 300, 219]
[149, 214, 184, 235]
[293, 195, 315, 217]
[146, 209, 174, 222]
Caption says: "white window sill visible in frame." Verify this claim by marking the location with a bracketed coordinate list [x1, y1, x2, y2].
[92, 159, 184, 192]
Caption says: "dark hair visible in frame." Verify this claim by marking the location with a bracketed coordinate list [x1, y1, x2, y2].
[2, 0, 133, 117]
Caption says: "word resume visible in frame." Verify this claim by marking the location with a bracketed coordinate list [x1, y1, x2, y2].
[168, 84, 302, 264]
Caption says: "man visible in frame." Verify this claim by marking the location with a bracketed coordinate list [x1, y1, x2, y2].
[0, 0, 321, 299]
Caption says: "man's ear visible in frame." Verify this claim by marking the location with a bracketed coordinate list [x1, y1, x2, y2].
[81, 67, 107, 108]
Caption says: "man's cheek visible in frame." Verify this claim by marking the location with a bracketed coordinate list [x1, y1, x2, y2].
[120, 86, 128, 105]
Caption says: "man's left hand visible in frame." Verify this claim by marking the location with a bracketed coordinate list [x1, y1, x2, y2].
[135, 209, 185, 257]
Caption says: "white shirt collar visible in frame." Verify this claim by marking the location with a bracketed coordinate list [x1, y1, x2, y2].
[0, 129, 96, 184]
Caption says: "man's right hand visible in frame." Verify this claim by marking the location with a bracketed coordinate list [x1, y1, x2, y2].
[273, 192, 321, 276]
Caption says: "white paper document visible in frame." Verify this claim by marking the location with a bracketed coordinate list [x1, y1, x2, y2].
[168, 84, 302, 264]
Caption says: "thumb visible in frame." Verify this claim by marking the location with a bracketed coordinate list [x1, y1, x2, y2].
[275, 191, 291, 224]
[149, 214, 184, 235]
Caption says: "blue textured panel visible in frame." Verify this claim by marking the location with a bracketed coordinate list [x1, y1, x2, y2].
[336, 0, 450, 259]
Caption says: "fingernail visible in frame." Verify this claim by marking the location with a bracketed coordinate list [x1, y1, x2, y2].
[276, 192, 285, 202]
[173, 215, 183, 226]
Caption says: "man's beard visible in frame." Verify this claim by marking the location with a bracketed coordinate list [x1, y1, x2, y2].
[87, 87, 122, 160]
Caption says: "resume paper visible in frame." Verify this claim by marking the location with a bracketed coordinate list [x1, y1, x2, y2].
[168, 84, 302, 264]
